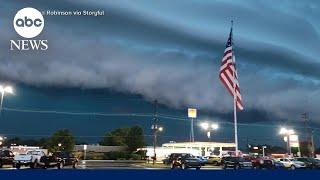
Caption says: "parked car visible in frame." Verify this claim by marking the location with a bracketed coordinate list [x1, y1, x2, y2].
[13, 150, 46, 169]
[39, 154, 61, 169]
[207, 156, 221, 165]
[272, 159, 286, 169]
[0, 150, 14, 168]
[52, 151, 78, 168]
[277, 158, 306, 169]
[171, 153, 201, 170]
[295, 157, 320, 169]
[39, 151, 78, 169]
[196, 156, 208, 165]
[222, 157, 253, 169]
[163, 153, 188, 165]
[252, 158, 274, 169]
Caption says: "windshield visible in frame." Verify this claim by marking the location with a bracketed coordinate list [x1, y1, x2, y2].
[32, 151, 42, 155]
[230, 157, 246, 162]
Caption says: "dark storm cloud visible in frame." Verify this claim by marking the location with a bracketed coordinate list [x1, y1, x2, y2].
[0, 0, 320, 121]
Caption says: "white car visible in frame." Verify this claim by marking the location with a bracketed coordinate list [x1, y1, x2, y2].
[277, 158, 306, 169]
[13, 150, 46, 169]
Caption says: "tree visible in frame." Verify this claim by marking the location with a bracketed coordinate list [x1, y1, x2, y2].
[100, 128, 126, 146]
[100, 128, 130, 146]
[47, 129, 75, 152]
[126, 126, 145, 152]
[100, 126, 145, 152]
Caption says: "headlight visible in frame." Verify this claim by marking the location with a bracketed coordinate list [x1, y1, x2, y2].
[260, 160, 264, 164]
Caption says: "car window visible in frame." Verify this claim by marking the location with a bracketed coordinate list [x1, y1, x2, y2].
[64, 152, 70, 158]
[4, 150, 10, 156]
[33, 151, 42, 155]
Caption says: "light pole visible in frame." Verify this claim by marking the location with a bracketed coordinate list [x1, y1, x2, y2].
[0, 85, 14, 113]
[279, 127, 295, 156]
[200, 122, 219, 141]
[188, 108, 197, 142]
[83, 144, 87, 162]
[58, 143, 62, 151]
[262, 146, 267, 157]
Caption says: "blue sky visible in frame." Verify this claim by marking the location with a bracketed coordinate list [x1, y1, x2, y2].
[0, 0, 320, 147]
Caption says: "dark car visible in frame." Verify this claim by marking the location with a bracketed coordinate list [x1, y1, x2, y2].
[295, 157, 320, 169]
[52, 151, 78, 168]
[39, 154, 61, 169]
[39, 151, 78, 169]
[170, 153, 201, 170]
[223, 157, 253, 169]
[163, 153, 186, 165]
[273, 160, 285, 169]
[251, 157, 274, 169]
[0, 150, 14, 168]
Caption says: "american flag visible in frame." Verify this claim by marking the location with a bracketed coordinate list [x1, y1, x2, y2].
[219, 28, 244, 111]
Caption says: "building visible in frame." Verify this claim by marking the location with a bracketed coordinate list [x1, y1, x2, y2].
[162, 141, 236, 157]
[9, 146, 48, 155]
[74, 145, 127, 153]
[140, 141, 236, 161]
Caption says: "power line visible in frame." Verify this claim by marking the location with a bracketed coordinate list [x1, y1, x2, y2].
[2, 106, 320, 132]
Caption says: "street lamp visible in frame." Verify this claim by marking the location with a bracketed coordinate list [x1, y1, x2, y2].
[58, 143, 62, 150]
[151, 124, 164, 164]
[279, 127, 295, 156]
[262, 146, 267, 157]
[0, 85, 14, 113]
[200, 122, 219, 140]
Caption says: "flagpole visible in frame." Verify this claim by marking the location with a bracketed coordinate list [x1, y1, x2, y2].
[231, 20, 239, 156]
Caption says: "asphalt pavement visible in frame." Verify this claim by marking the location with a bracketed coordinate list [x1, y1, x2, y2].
[0, 160, 223, 170]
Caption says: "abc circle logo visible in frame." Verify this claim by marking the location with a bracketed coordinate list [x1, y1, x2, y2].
[13, 7, 44, 38]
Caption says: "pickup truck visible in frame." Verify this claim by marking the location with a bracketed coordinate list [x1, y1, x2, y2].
[13, 150, 46, 169]
[39, 151, 78, 169]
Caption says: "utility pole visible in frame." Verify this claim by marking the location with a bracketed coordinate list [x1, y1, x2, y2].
[152, 100, 158, 165]
[302, 112, 315, 157]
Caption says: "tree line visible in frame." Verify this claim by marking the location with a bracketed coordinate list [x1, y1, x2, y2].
[2, 125, 145, 153]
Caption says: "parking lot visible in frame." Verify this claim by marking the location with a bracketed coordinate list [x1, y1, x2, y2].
[1, 160, 320, 171]
[0, 160, 224, 170]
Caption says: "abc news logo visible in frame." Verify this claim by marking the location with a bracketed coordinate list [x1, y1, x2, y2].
[10, 7, 48, 51]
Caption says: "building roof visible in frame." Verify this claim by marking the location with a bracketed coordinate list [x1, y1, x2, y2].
[162, 141, 236, 147]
